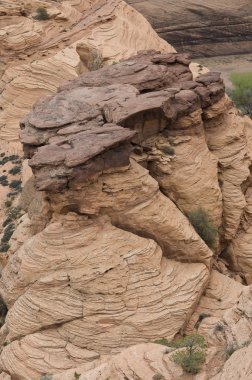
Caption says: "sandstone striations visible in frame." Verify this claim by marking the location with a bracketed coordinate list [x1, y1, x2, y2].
[0, 0, 173, 153]
[127, 0, 252, 57]
[1, 1, 252, 380]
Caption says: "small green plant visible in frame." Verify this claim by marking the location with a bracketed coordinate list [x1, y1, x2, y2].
[112, 61, 119, 65]
[7, 206, 22, 220]
[228, 71, 252, 118]
[0, 176, 8, 186]
[154, 337, 170, 346]
[74, 372, 81, 380]
[0, 243, 10, 252]
[4, 199, 12, 208]
[9, 166, 21, 175]
[1, 223, 15, 243]
[35, 7, 50, 20]
[187, 208, 218, 248]
[162, 146, 175, 156]
[9, 179, 22, 191]
[0, 155, 20, 166]
[0, 297, 7, 327]
[152, 374, 165, 380]
[40, 375, 53, 380]
[171, 334, 206, 374]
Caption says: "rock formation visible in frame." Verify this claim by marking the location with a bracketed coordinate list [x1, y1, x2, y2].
[127, 0, 252, 57]
[0, 0, 173, 153]
[1, 1, 252, 380]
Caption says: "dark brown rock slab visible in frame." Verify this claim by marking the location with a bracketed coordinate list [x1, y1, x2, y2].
[20, 51, 225, 192]
[59, 51, 193, 93]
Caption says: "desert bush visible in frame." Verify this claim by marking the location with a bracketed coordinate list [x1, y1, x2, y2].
[171, 334, 206, 374]
[40, 375, 53, 380]
[154, 337, 170, 346]
[9, 165, 21, 175]
[0, 243, 10, 253]
[229, 72, 252, 118]
[0, 175, 8, 186]
[152, 374, 165, 380]
[4, 199, 12, 208]
[35, 7, 50, 20]
[1, 223, 15, 243]
[0, 155, 19, 165]
[162, 146, 175, 156]
[9, 179, 22, 191]
[187, 208, 218, 248]
[0, 297, 7, 327]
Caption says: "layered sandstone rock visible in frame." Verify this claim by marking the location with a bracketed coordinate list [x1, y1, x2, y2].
[212, 343, 252, 380]
[1, 2, 252, 379]
[52, 343, 185, 380]
[0, 214, 208, 378]
[204, 99, 252, 242]
[127, 0, 252, 57]
[0, 0, 173, 153]
[186, 271, 244, 342]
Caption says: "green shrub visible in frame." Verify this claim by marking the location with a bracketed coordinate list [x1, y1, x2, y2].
[7, 206, 22, 221]
[40, 375, 53, 380]
[9, 180, 22, 191]
[2, 217, 12, 227]
[9, 166, 21, 175]
[0, 155, 20, 165]
[1, 223, 15, 243]
[74, 372, 81, 380]
[35, 7, 50, 20]
[171, 333, 206, 374]
[153, 374, 165, 380]
[154, 337, 171, 346]
[187, 208, 218, 248]
[0, 175, 8, 186]
[229, 72, 252, 118]
[0, 243, 10, 253]
[162, 146, 175, 156]
[4, 199, 12, 208]
[0, 297, 7, 327]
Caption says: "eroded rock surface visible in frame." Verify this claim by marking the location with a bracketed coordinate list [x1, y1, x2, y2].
[1, 2, 252, 378]
[127, 0, 252, 57]
[0, 0, 173, 152]
[0, 214, 208, 378]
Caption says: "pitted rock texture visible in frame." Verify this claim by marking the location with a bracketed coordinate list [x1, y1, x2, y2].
[0, 214, 208, 378]
[0, 0, 173, 152]
[127, 0, 252, 57]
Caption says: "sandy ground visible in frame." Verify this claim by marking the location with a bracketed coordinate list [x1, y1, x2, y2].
[195, 54, 252, 89]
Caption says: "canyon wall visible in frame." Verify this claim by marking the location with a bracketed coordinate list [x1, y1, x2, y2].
[127, 0, 252, 57]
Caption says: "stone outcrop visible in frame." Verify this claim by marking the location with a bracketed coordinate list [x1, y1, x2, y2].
[127, 0, 252, 57]
[1, 1, 252, 379]
[186, 270, 244, 342]
[0, 214, 208, 378]
[21, 52, 224, 194]
[212, 343, 252, 380]
[0, 0, 173, 153]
